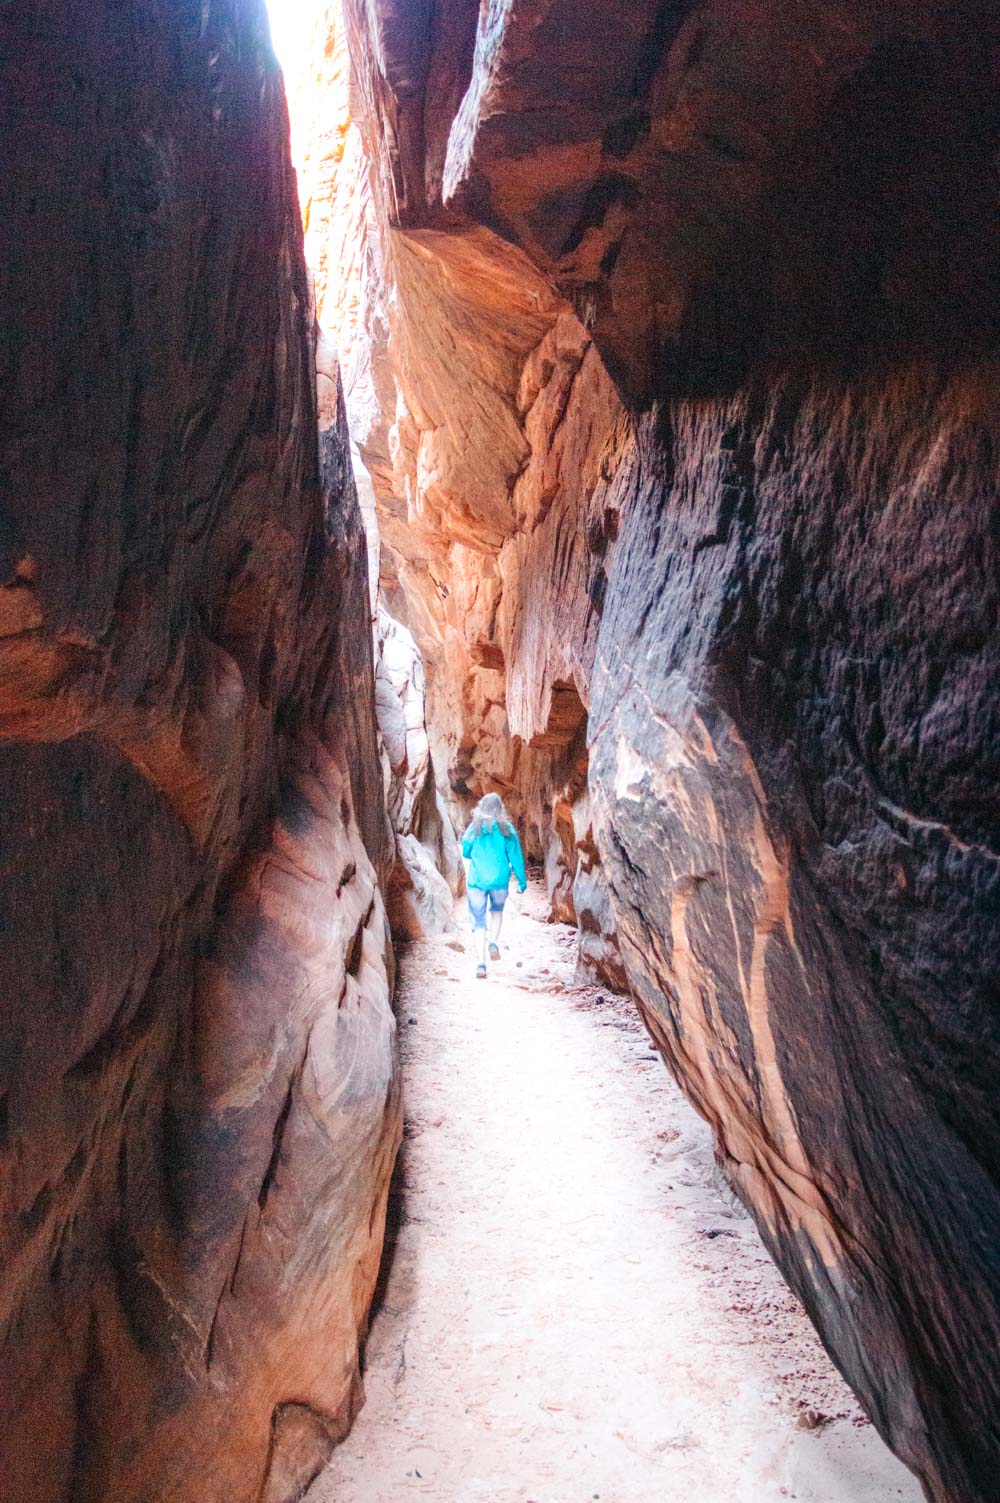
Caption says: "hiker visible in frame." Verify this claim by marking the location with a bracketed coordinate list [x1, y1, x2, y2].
[461, 792, 527, 979]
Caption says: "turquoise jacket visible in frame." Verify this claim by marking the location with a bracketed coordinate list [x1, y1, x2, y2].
[461, 818, 527, 892]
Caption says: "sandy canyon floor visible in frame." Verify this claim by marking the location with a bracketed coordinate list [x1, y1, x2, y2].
[307, 885, 923, 1503]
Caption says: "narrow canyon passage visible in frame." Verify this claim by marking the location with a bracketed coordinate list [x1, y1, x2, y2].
[2, 4, 996, 1498]
[308, 888, 921, 1503]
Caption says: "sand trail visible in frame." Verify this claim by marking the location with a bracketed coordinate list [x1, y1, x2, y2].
[307, 886, 921, 1503]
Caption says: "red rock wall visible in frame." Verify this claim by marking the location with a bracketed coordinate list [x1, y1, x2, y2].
[300, 0, 630, 979]
[0, 5, 399, 1500]
[338, 1, 1000, 1498]
[282, 8, 467, 943]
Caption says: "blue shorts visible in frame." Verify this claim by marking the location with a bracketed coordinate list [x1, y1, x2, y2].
[467, 886, 507, 930]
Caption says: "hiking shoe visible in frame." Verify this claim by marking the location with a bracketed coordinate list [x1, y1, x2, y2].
[488, 942, 500, 962]
[476, 963, 487, 979]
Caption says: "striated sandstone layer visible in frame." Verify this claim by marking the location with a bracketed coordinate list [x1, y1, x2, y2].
[0, 5, 399, 1501]
[335, 1, 1000, 1498]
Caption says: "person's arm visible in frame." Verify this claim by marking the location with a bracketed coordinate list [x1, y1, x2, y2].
[461, 823, 474, 859]
[505, 828, 527, 891]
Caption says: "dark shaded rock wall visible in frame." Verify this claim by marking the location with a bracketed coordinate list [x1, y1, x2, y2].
[589, 364, 999, 1503]
[0, 4, 399, 1500]
[340, 0, 1000, 1498]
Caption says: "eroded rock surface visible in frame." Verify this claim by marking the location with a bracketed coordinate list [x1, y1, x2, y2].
[376, 608, 461, 939]
[0, 6, 399, 1500]
[327, 1, 1000, 1498]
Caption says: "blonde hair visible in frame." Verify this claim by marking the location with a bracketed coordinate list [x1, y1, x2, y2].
[470, 791, 514, 838]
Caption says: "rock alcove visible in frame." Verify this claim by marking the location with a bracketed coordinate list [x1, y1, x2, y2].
[0, 3, 997, 1502]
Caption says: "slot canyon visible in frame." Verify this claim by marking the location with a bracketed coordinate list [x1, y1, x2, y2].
[0, 1, 997, 1501]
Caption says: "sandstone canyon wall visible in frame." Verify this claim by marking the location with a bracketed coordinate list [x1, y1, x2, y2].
[0, 4, 399, 1500]
[282, 0, 632, 974]
[334, 2, 1000, 1499]
[284, 8, 465, 941]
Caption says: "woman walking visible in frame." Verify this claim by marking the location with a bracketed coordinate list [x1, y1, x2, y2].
[461, 792, 527, 978]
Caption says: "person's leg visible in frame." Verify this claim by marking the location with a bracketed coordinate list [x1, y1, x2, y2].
[491, 893, 506, 941]
[468, 888, 488, 974]
[487, 887, 507, 958]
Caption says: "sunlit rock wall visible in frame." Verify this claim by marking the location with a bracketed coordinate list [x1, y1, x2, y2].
[282, 6, 464, 939]
[287, 0, 631, 981]
[338, 0, 1000, 1498]
[0, 4, 399, 1500]
[376, 608, 461, 938]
